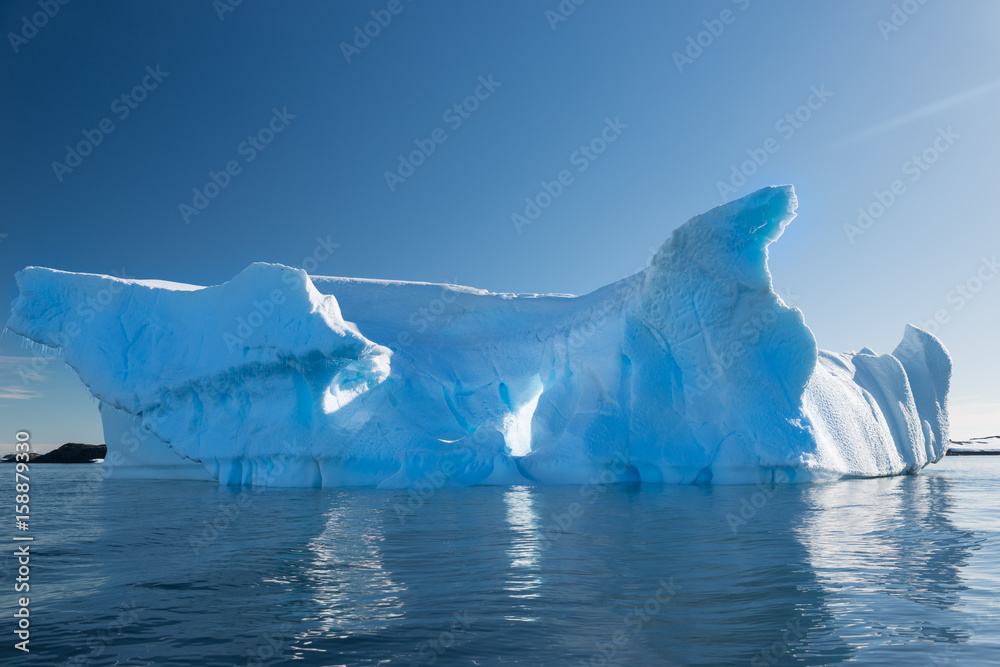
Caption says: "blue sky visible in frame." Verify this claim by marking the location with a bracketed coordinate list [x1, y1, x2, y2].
[1, 0, 998, 452]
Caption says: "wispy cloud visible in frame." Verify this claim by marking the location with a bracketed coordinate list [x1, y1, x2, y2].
[0, 354, 54, 367]
[0, 353, 62, 366]
[839, 78, 1000, 145]
[0, 353, 62, 387]
[0, 386, 43, 400]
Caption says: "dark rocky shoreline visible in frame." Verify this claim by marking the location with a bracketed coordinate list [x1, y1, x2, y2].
[2, 443, 106, 463]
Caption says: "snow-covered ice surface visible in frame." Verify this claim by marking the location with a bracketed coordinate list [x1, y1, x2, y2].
[948, 436, 1000, 453]
[6, 186, 953, 487]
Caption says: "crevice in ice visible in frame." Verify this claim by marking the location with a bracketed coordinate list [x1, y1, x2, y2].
[441, 385, 474, 435]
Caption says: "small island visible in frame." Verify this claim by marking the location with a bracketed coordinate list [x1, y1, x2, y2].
[947, 435, 1000, 456]
[2, 442, 106, 464]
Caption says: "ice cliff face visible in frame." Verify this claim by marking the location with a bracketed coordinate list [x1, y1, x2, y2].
[6, 186, 951, 486]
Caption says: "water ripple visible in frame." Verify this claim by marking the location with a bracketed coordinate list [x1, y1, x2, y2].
[1, 458, 998, 665]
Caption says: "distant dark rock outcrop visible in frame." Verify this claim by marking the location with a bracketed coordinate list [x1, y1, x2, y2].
[1, 452, 40, 463]
[2, 443, 106, 463]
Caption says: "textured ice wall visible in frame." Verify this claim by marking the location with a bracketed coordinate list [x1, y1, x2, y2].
[6, 186, 951, 486]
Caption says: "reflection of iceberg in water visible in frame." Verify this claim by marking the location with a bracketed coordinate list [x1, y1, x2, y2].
[298, 493, 405, 640]
[24, 464, 993, 665]
[369, 484, 854, 664]
[796, 470, 983, 655]
[502, 488, 543, 615]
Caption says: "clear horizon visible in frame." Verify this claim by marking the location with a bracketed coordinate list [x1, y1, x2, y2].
[2, 1, 999, 453]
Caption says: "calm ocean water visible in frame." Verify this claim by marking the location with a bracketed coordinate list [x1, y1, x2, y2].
[1, 456, 998, 666]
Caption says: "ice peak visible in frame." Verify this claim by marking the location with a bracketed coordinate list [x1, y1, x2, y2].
[5, 186, 952, 487]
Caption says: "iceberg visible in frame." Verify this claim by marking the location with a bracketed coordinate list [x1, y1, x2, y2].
[5, 185, 951, 487]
